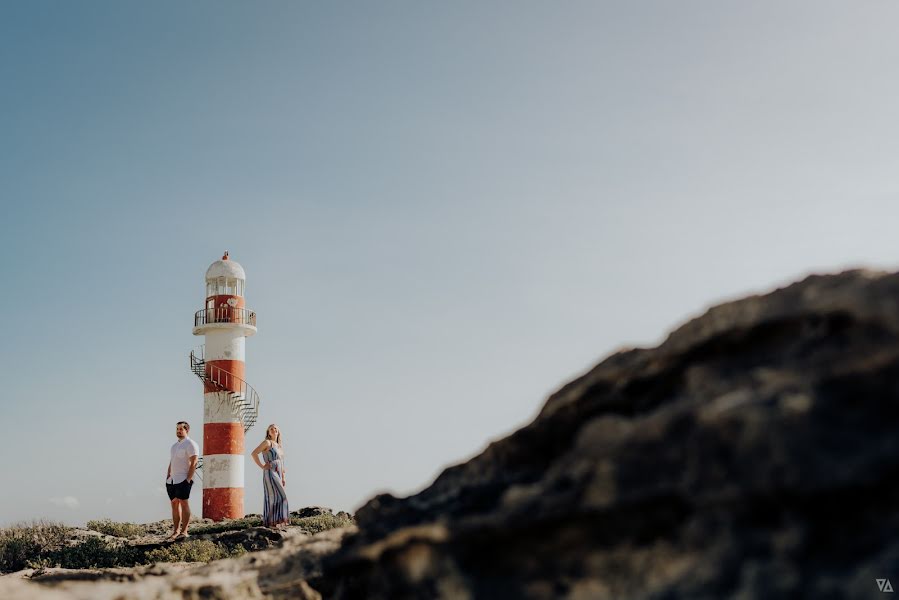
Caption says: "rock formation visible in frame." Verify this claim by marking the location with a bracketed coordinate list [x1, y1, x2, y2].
[322, 270, 899, 599]
[4, 269, 898, 599]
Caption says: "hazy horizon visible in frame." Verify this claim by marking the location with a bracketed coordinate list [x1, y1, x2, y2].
[4, 2, 899, 527]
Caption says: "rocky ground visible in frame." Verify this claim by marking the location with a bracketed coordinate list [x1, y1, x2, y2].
[0, 507, 355, 598]
[3, 269, 898, 599]
[1, 526, 354, 599]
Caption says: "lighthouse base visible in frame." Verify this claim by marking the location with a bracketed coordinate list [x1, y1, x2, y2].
[203, 488, 244, 521]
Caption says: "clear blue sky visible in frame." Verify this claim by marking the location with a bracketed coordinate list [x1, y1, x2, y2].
[3, 2, 899, 526]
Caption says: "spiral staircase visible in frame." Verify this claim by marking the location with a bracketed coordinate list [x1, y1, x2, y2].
[189, 345, 261, 477]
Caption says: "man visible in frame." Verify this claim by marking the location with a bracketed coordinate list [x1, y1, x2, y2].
[165, 421, 199, 540]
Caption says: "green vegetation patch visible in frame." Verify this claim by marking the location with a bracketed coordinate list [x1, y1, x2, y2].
[34, 537, 139, 570]
[190, 511, 355, 536]
[8, 537, 242, 571]
[0, 522, 243, 572]
[190, 516, 263, 535]
[144, 539, 246, 563]
[290, 512, 355, 534]
[86, 519, 147, 539]
[0, 521, 72, 572]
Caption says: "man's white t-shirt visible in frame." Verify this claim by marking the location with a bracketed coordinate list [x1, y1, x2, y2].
[169, 437, 200, 484]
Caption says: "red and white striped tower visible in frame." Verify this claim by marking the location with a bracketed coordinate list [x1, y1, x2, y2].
[192, 252, 258, 521]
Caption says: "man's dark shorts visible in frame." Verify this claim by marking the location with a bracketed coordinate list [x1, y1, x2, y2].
[166, 480, 194, 501]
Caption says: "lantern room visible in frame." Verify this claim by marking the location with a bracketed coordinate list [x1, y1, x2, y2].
[193, 252, 256, 334]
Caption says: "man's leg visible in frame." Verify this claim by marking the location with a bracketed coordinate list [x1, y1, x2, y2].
[179, 499, 191, 534]
[170, 499, 181, 537]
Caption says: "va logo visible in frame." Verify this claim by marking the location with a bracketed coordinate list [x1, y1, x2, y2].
[877, 579, 894, 593]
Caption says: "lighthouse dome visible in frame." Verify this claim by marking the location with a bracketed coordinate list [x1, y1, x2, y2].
[205, 253, 246, 281]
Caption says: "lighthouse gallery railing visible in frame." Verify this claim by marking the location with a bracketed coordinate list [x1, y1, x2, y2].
[194, 307, 257, 327]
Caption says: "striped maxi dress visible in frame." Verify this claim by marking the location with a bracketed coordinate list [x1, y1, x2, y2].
[263, 443, 289, 526]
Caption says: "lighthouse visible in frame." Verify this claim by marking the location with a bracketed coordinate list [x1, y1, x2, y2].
[189, 252, 260, 521]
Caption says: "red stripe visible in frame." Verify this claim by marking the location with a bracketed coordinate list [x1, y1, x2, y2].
[204, 423, 245, 455]
[204, 360, 245, 393]
[207, 294, 245, 307]
[203, 488, 244, 521]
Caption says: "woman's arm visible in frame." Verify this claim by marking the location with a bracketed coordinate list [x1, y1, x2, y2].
[251, 440, 272, 469]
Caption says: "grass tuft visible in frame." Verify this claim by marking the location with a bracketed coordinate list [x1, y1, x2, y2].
[144, 540, 245, 563]
[87, 519, 147, 539]
[290, 513, 355, 534]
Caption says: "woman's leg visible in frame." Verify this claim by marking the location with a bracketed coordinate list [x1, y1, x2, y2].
[271, 464, 288, 526]
[263, 468, 274, 526]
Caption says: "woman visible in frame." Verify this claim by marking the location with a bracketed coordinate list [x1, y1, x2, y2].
[251, 424, 290, 528]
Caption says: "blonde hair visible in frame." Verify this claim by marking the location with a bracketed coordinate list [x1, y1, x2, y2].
[265, 424, 282, 447]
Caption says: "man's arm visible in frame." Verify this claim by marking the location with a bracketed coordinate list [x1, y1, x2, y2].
[166, 461, 171, 481]
[186, 455, 198, 482]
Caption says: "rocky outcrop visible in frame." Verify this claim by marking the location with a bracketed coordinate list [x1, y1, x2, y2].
[322, 270, 899, 599]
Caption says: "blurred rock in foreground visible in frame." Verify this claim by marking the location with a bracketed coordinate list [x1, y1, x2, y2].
[324, 270, 899, 600]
